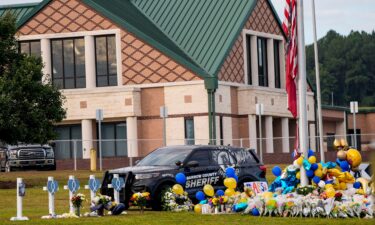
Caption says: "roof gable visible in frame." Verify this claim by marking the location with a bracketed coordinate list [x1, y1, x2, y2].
[0, 3, 38, 24]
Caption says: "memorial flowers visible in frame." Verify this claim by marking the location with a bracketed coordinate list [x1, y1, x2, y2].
[162, 188, 193, 212]
[71, 193, 86, 216]
[130, 192, 150, 213]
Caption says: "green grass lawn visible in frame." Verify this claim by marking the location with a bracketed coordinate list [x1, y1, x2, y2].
[0, 169, 373, 225]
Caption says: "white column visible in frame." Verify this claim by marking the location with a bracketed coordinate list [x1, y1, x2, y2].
[279, 40, 286, 89]
[310, 123, 317, 151]
[265, 116, 274, 153]
[281, 118, 290, 153]
[82, 119, 93, 159]
[250, 36, 259, 86]
[40, 38, 51, 85]
[267, 39, 275, 88]
[248, 115, 257, 151]
[84, 36, 96, 89]
[126, 117, 138, 157]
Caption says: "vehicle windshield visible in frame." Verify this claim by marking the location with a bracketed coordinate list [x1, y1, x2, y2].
[136, 147, 192, 166]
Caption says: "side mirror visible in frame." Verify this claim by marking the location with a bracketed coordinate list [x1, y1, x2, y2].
[186, 160, 199, 168]
[175, 161, 182, 167]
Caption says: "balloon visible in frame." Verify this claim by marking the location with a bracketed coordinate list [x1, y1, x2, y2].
[216, 189, 225, 197]
[356, 178, 369, 193]
[293, 160, 300, 168]
[172, 184, 184, 195]
[340, 139, 348, 148]
[346, 149, 362, 168]
[233, 175, 239, 182]
[339, 182, 347, 190]
[296, 157, 304, 166]
[337, 150, 347, 160]
[339, 160, 350, 172]
[195, 191, 205, 201]
[175, 173, 186, 185]
[252, 208, 260, 216]
[225, 167, 236, 178]
[194, 204, 202, 213]
[308, 156, 317, 164]
[225, 188, 235, 197]
[272, 166, 282, 177]
[333, 139, 340, 150]
[317, 163, 323, 170]
[224, 178, 237, 189]
[296, 171, 301, 179]
[314, 169, 323, 178]
[312, 176, 321, 184]
[203, 184, 214, 197]
[353, 182, 361, 189]
[263, 192, 273, 199]
[310, 163, 318, 171]
[325, 184, 334, 190]
[326, 188, 335, 198]
[306, 170, 314, 178]
[308, 149, 315, 157]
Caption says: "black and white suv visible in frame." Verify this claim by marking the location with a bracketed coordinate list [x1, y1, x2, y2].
[0, 144, 56, 172]
[101, 145, 266, 210]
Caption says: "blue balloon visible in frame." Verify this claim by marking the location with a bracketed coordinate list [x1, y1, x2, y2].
[312, 176, 321, 184]
[308, 149, 315, 157]
[340, 161, 350, 172]
[225, 167, 236, 178]
[252, 208, 260, 216]
[306, 170, 314, 178]
[195, 191, 205, 201]
[310, 163, 318, 171]
[353, 182, 361, 189]
[272, 166, 282, 177]
[216, 189, 224, 197]
[175, 173, 186, 185]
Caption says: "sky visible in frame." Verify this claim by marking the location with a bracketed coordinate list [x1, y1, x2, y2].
[1, 0, 374, 44]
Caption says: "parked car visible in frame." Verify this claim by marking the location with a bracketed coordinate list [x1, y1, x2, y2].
[0, 144, 56, 172]
[100, 145, 266, 210]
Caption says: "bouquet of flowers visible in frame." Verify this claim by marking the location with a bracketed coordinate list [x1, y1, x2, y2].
[162, 188, 193, 212]
[130, 192, 151, 212]
[91, 194, 112, 216]
[71, 193, 86, 216]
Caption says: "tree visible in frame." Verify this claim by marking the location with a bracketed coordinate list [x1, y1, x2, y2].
[0, 14, 66, 145]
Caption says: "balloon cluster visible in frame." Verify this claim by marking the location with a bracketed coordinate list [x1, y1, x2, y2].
[172, 172, 187, 195]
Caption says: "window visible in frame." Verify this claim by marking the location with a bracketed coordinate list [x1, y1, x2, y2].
[186, 150, 210, 166]
[219, 116, 224, 145]
[274, 40, 281, 88]
[51, 38, 85, 89]
[100, 122, 127, 157]
[211, 149, 236, 166]
[245, 35, 252, 85]
[257, 37, 268, 87]
[95, 35, 117, 87]
[326, 133, 335, 151]
[185, 118, 195, 145]
[54, 125, 82, 160]
[19, 40, 41, 57]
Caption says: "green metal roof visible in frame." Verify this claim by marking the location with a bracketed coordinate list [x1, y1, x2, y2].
[0, 3, 38, 24]
[131, 0, 257, 76]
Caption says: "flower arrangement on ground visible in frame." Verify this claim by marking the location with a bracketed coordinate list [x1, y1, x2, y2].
[162, 188, 193, 212]
[91, 194, 112, 216]
[71, 193, 86, 216]
[130, 192, 151, 213]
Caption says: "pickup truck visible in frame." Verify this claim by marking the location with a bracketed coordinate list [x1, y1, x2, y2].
[0, 144, 56, 172]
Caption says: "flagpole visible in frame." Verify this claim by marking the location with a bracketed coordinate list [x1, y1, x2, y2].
[311, 0, 325, 162]
[296, 0, 309, 187]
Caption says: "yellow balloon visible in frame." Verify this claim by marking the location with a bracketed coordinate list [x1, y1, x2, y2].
[337, 150, 347, 160]
[296, 171, 301, 179]
[224, 178, 237, 189]
[339, 182, 347, 190]
[172, 184, 184, 195]
[314, 169, 323, 178]
[297, 157, 304, 166]
[325, 184, 334, 190]
[203, 184, 214, 197]
[308, 156, 317, 164]
[346, 148, 362, 168]
[326, 188, 335, 198]
[224, 188, 235, 197]
[194, 204, 202, 213]
[263, 192, 273, 199]
[317, 163, 323, 170]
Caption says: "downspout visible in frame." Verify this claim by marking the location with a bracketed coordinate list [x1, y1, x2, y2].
[205, 77, 218, 145]
[212, 89, 217, 145]
[208, 89, 213, 144]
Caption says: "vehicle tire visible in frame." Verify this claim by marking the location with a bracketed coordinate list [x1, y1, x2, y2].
[151, 183, 173, 211]
[5, 161, 12, 172]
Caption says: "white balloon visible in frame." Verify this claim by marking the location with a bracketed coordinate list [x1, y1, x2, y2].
[293, 160, 300, 168]
[318, 180, 325, 188]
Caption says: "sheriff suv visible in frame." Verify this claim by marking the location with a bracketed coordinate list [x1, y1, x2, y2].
[0, 144, 56, 172]
[101, 145, 266, 210]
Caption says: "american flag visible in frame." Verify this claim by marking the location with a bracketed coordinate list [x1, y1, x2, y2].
[283, 0, 298, 118]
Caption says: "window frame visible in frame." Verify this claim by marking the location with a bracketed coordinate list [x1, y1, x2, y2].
[274, 40, 281, 88]
[18, 40, 41, 57]
[50, 37, 86, 89]
[184, 149, 210, 167]
[245, 34, 252, 85]
[94, 35, 118, 87]
[98, 122, 127, 157]
[184, 117, 195, 145]
[257, 37, 268, 87]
